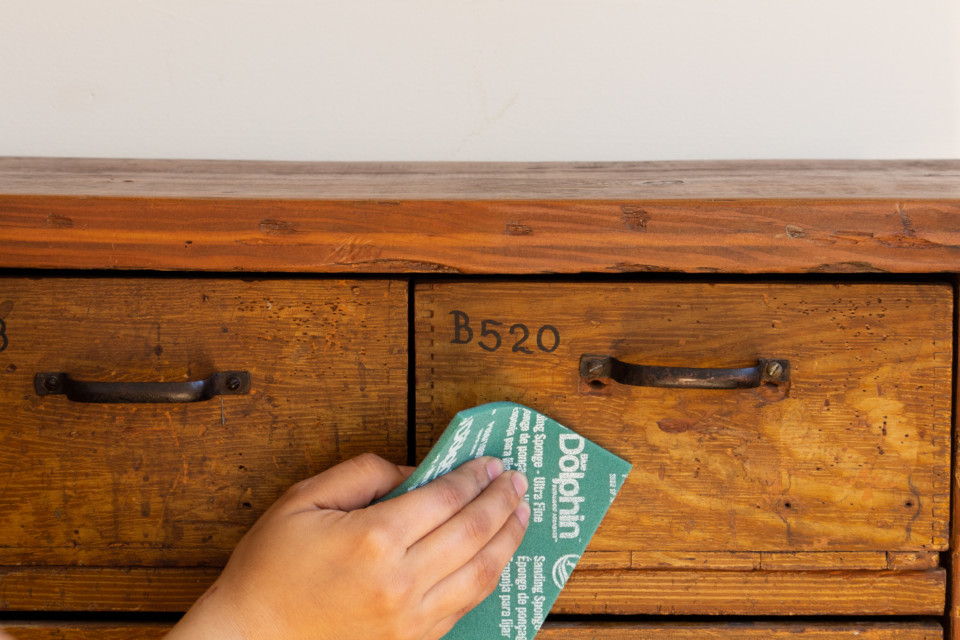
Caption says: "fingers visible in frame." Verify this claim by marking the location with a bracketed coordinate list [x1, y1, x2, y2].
[420, 501, 530, 623]
[282, 453, 411, 512]
[407, 469, 527, 584]
[370, 456, 504, 546]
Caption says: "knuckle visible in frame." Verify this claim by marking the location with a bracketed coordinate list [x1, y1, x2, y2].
[373, 576, 417, 628]
[372, 582, 403, 612]
[351, 452, 387, 474]
[472, 553, 502, 592]
[510, 514, 527, 545]
[460, 509, 490, 544]
[468, 457, 492, 486]
[393, 571, 415, 599]
[498, 476, 521, 508]
[435, 479, 467, 513]
[280, 476, 316, 502]
[284, 477, 309, 497]
[355, 523, 394, 559]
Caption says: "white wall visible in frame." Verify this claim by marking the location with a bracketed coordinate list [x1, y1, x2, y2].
[2, 0, 958, 161]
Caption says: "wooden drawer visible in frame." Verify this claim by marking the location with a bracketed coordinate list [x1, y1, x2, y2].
[0, 277, 406, 575]
[0, 621, 942, 639]
[415, 281, 952, 614]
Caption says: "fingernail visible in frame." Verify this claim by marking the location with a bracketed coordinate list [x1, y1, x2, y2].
[486, 458, 505, 481]
[515, 501, 531, 527]
[512, 472, 528, 498]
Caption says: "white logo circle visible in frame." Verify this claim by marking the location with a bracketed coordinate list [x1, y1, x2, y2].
[552, 554, 579, 589]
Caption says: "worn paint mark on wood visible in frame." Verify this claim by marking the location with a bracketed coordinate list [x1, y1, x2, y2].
[258, 219, 297, 234]
[505, 221, 533, 236]
[620, 206, 649, 231]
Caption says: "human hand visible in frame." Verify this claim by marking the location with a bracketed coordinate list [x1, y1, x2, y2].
[166, 453, 530, 640]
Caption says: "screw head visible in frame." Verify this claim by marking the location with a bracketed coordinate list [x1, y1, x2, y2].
[225, 375, 242, 391]
[44, 374, 60, 391]
[586, 359, 605, 377]
[764, 361, 784, 379]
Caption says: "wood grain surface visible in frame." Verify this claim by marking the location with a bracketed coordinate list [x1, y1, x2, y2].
[2, 158, 959, 199]
[416, 282, 952, 556]
[1, 160, 959, 274]
[0, 620, 943, 639]
[582, 550, 940, 571]
[554, 569, 945, 615]
[0, 277, 406, 567]
[0, 566, 944, 616]
[622, 550, 939, 571]
[540, 621, 944, 639]
[1, 160, 955, 628]
[1, 196, 958, 274]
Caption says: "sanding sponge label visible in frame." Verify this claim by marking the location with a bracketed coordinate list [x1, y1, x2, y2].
[380, 401, 631, 640]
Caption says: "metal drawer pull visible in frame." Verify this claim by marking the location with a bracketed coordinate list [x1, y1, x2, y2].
[579, 355, 789, 389]
[34, 371, 251, 403]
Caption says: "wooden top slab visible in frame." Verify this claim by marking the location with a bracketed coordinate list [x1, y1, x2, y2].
[2, 158, 959, 200]
[1, 158, 958, 273]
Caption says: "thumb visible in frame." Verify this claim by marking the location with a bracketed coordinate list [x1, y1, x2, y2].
[285, 453, 411, 512]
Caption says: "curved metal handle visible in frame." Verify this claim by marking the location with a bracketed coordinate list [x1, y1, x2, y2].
[580, 355, 789, 390]
[34, 371, 251, 403]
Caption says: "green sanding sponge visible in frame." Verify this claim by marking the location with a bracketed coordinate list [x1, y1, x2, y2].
[380, 401, 631, 640]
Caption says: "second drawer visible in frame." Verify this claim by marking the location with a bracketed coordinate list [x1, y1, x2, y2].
[415, 281, 952, 614]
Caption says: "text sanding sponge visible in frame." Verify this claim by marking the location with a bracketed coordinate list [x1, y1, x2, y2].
[380, 401, 631, 640]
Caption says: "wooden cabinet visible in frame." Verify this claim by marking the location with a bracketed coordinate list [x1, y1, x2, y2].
[0, 158, 958, 636]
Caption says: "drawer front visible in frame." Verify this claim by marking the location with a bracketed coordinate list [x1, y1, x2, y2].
[0, 621, 942, 639]
[415, 282, 952, 555]
[0, 277, 406, 567]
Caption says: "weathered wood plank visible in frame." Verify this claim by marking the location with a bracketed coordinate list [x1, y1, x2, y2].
[0, 568, 216, 611]
[2, 158, 959, 199]
[416, 282, 953, 554]
[0, 624, 176, 640]
[2, 196, 958, 273]
[554, 569, 946, 615]
[631, 552, 760, 570]
[0, 567, 943, 615]
[886, 551, 940, 571]
[759, 552, 888, 570]
[0, 620, 943, 639]
[0, 278, 407, 567]
[561, 550, 918, 571]
[598, 551, 935, 571]
[539, 622, 943, 639]
[578, 551, 632, 570]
